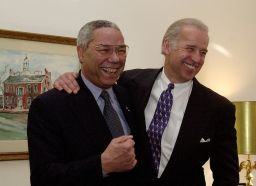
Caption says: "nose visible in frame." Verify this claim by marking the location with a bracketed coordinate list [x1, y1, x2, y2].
[191, 50, 202, 63]
[108, 50, 120, 63]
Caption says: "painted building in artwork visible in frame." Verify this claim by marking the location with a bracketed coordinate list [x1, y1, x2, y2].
[2, 56, 52, 111]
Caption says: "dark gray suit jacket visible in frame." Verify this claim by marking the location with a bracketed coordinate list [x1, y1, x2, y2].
[27, 74, 136, 186]
[119, 68, 239, 186]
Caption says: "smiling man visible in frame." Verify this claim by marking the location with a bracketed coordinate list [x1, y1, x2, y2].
[162, 23, 208, 83]
[77, 25, 127, 88]
[119, 18, 239, 186]
[27, 20, 137, 186]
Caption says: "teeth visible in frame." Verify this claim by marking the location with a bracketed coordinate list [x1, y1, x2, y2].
[102, 67, 118, 73]
[184, 63, 198, 70]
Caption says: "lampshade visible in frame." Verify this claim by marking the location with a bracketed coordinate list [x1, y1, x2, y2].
[234, 101, 256, 155]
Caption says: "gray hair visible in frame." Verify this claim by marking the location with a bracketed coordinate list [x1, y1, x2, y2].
[161, 18, 208, 53]
[77, 20, 121, 48]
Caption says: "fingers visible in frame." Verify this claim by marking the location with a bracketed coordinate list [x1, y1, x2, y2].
[71, 72, 79, 78]
[101, 135, 137, 174]
[114, 135, 133, 143]
[53, 72, 80, 94]
[70, 72, 79, 94]
[113, 135, 135, 151]
[53, 80, 64, 91]
[121, 148, 137, 171]
[62, 72, 79, 94]
[125, 156, 137, 170]
[62, 83, 73, 94]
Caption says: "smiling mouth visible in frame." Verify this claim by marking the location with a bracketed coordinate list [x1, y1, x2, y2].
[102, 67, 119, 73]
[184, 62, 199, 70]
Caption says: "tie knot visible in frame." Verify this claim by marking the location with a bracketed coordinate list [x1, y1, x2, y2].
[100, 90, 110, 102]
[168, 83, 174, 91]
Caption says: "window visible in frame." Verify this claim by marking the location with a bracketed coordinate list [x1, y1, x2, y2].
[17, 87, 24, 96]
[34, 84, 38, 93]
[27, 84, 32, 94]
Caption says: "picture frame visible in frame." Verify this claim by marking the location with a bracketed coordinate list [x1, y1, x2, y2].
[0, 29, 77, 161]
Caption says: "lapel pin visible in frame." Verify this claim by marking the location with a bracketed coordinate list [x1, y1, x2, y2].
[126, 106, 131, 112]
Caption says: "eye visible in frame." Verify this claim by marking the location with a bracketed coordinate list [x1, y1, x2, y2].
[97, 47, 111, 54]
[117, 47, 127, 54]
[200, 50, 207, 57]
[185, 46, 195, 52]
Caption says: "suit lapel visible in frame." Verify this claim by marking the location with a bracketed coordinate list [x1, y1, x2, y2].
[69, 74, 113, 144]
[112, 84, 135, 133]
[137, 69, 162, 113]
[132, 68, 162, 128]
[173, 78, 204, 143]
[73, 74, 134, 137]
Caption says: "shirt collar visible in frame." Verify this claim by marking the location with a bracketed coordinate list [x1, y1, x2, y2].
[81, 72, 113, 101]
[161, 69, 193, 89]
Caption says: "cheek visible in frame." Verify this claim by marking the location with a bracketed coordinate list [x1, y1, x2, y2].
[200, 57, 206, 64]
[180, 51, 191, 60]
[172, 51, 186, 61]
[90, 56, 105, 68]
[120, 60, 126, 67]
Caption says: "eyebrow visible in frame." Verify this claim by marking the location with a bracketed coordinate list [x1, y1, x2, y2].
[186, 44, 208, 53]
[97, 44, 128, 47]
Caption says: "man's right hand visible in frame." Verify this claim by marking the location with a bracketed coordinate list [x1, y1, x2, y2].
[101, 135, 137, 174]
[53, 72, 80, 94]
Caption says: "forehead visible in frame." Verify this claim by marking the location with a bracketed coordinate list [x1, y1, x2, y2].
[177, 25, 209, 49]
[91, 27, 125, 45]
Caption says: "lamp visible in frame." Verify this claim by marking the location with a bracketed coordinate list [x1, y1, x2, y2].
[234, 101, 256, 186]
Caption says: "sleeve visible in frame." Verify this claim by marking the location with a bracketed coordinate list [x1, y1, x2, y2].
[210, 102, 240, 186]
[27, 96, 103, 186]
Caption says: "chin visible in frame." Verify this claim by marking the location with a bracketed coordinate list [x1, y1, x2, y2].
[101, 80, 117, 88]
[183, 72, 196, 81]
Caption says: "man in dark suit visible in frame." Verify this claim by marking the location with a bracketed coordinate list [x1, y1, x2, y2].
[27, 20, 137, 186]
[54, 18, 239, 186]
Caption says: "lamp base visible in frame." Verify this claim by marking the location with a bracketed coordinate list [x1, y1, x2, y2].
[239, 155, 256, 186]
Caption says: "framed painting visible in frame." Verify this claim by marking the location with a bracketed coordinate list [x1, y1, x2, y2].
[0, 29, 78, 160]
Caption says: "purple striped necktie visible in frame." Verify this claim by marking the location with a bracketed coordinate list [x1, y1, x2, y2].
[147, 83, 174, 173]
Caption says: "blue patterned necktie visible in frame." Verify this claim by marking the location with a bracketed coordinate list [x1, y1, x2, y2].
[100, 90, 124, 137]
[147, 83, 174, 173]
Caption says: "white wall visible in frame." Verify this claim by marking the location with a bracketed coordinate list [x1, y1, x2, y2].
[0, 160, 30, 186]
[1, 0, 256, 185]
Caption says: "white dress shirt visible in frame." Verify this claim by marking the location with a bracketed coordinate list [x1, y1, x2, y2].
[144, 69, 193, 177]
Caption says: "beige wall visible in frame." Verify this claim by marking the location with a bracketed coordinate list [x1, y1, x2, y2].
[1, 0, 256, 185]
[0, 160, 29, 186]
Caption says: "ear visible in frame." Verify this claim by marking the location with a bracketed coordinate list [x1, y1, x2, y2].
[162, 39, 171, 55]
[77, 46, 85, 63]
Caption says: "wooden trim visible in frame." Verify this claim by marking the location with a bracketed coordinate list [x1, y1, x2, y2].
[0, 152, 29, 161]
[0, 29, 76, 45]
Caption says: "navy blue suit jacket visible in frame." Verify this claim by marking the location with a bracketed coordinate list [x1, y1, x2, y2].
[119, 68, 239, 186]
[27, 74, 136, 186]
